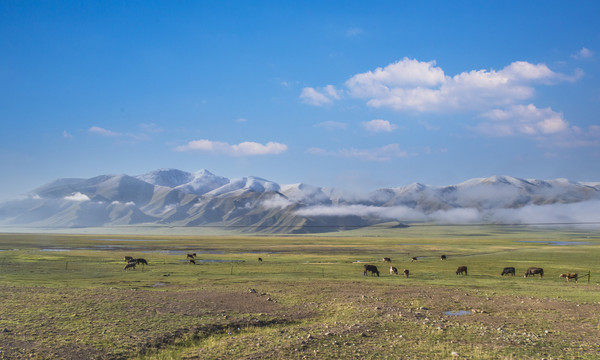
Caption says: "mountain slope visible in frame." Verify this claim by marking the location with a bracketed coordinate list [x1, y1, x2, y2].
[0, 172, 598, 233]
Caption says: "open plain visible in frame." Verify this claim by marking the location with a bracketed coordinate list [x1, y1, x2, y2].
[1, 225, 600, 359]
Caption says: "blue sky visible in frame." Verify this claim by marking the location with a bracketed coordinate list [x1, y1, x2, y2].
[1, 1, 599, 200]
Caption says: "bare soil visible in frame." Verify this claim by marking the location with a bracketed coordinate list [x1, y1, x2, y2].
[1, 283, 599, 359]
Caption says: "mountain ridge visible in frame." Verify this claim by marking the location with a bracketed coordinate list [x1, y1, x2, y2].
[1, 170, 599, 233]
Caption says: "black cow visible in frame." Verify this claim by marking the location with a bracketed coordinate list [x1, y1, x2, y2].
[363, 264, 380, 277]
[382, 257, 391, 262]
[123, 261, 136, 271]
[187, 253, 196, 259]
[524, 267, 544, 278]
[390, 266, 398, 275]
[456, 266, 468, 275]
[501, 267, 516, 276]
[135, 258, 149, 266]
[440, 255, 447, 260]
[403, 269, 410, 278]
[124, 256, 134, 262]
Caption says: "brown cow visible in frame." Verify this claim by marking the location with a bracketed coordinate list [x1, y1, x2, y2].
[363, 264, 380, 277]
[524, 267, 544, 278]
[390, 266, 398, 275]
[456, 266, 468, 275]
[560, 273, 578, 283]
[403, 269, 410, 278]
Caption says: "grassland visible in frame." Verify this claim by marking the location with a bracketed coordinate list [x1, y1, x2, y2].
[0, 225, 599, 359]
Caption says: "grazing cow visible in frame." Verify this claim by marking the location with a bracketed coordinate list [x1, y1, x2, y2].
[189, 259, 196, 265]
[411, 257, 418, 262]
[560, 273, 578, 283]
[135, 258, 149, 266]
[501, 267, 516, 276]
[363, 264, 380, 277]
[403, 269, 410, 278]
[124, 256, 134, 262]
[186, 253, 196, 259]
[390, 266, 398, 275]
[524, 267, 544, 278]
[123, 261, 136, 271]
[382, 257, 391, 262]
[258, 257, 263, 262]
[440, 255, 447, 260]
[456, 266, 468, 275]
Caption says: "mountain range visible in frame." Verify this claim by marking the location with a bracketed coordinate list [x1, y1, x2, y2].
[0, 169, 598, 233]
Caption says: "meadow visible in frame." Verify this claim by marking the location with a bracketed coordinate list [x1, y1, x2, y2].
[0, 224, 599, 359]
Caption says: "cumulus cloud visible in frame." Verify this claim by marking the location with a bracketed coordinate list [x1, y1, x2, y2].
[300, 85, 341, 106]
[477, 104, 569, 136]
[174, 139, 288, 156]
[64, 192, 90, 202]
[343, 58, 574, 112]
[89, 126, 122, 137]
[308, 143, 408, 161]
[362, 119, 397, 133]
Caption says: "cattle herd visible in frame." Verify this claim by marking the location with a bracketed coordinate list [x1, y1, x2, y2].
[120, 252, 583, 283]
[357, 255, 583, 283]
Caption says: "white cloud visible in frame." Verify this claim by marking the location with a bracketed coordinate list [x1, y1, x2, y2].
[362, 119, 396, 133]
[308, 144, 408, 161]
[477, 104, 569, 136]
[174, 139, 288, 156]
[300, 85, 341, 106]
[261, 195, 293, 209]
[340, 58, 575, 113]
[64, 192, 90, 202]
[571, 47, 593, 59]
[236, 117, 248, 123]
[295, 204, 426, 221]
[89, 126, 122, 137]
[62, 131, 73, 139]
[294, 200, 600, 227]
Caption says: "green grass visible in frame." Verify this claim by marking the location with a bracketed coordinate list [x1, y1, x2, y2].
[0, 226, 599, 359]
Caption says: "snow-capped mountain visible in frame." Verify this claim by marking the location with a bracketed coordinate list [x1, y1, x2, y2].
[0, 171, 598, 233]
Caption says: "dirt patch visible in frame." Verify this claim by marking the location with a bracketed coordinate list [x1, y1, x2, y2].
[0, 285, 313, 359]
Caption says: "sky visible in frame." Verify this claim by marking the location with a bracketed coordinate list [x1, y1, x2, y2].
[1, 1, 599, 201]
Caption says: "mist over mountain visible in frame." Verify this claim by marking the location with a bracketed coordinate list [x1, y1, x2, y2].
[0, 169, 598, 233]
